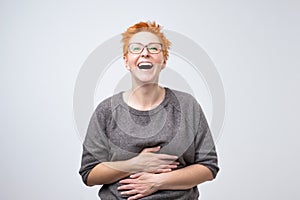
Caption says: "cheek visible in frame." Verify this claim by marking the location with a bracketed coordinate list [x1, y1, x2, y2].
[127, 56, 139, 66]
[155, 56, 165, 65]
[124, 56, 134, 69]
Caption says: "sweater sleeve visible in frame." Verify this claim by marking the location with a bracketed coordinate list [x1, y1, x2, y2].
[194, 104, 219, 178]
[79, 104, 111, 185]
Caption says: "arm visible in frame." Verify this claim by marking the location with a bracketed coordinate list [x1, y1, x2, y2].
[87, 161, 132, 186]
[118, 164, 214, 199]
[87, 146, 179, 186]
[156, 164, 214, 190]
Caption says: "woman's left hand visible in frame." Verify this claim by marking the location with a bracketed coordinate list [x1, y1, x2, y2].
[118, 172, 162, 200]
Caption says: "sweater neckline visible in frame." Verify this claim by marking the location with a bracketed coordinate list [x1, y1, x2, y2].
[118, 87, 170, 116]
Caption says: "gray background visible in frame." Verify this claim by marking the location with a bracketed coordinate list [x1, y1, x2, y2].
[1, 0, 299, 199]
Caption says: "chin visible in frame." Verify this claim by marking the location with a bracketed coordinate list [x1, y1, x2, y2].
[136, 77, 159, 85]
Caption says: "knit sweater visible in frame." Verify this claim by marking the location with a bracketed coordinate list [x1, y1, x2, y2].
[79, 88, 219, 199]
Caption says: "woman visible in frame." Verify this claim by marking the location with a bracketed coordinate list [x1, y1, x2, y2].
[79, 21, 219, 200]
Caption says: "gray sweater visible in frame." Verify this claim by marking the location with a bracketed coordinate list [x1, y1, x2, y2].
[79, 88, 219, 199]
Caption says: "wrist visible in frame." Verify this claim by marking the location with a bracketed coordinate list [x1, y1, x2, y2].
[127, 157, 142, 173]
[154, 173, 166, 190]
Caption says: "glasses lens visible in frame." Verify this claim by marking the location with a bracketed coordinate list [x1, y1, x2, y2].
[147, 43, 162, 53]
[129, 43, 143, 54]
[128, 43, 162, 54]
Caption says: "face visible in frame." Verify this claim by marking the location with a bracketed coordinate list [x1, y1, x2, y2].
[124, 31, 166, 86]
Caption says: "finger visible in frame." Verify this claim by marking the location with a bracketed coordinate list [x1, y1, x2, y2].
[141, 146, 160, 153]
[168, 164, 179, 169]
[120, 189, 138, 196]
[155, 168, 172, 173]
[156, 154, 178, 161]
[117, 185, 134, 191]
[130, 172, 144, 179]
[119, 178, 135, 184]
[170, 161, 180, 165]
[156, 164, 178, 170]
[156, 162, 179, 169]
[128, 193, 144, 200]
[154, 164, 179, 173]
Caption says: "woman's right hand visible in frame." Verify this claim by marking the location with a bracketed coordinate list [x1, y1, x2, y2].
[129, 146, 179, 173]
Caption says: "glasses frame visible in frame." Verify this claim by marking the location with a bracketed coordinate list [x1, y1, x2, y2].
[128, 42, 163, 54]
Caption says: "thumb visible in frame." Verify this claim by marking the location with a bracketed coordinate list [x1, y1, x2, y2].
[141, 146, 161, 153]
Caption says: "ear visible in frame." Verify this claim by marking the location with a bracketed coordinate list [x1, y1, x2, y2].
[161, 59, 167, 70]
[124, 56, 131, 71]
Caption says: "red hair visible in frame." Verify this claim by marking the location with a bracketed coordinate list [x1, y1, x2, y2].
[122, 21, 171, 60]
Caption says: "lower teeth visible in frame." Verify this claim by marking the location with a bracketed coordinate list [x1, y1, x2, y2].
[138, 65, 152, 69]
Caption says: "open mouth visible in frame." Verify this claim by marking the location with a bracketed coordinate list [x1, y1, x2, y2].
[138, 63, 153, 69]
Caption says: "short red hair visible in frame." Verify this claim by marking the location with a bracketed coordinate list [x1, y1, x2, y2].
[122, 21, 171, 60]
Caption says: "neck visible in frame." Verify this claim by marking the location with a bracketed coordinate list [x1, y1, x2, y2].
[124, 84, 165, 111]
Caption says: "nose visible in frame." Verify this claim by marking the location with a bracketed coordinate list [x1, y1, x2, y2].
[140, 47, 150, 57]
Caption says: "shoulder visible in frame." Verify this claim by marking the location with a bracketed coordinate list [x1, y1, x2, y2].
[167, 88, 200, 108]
[93, 92, 123, 116]
[167, 88, 205, 123]
[169, 88, 196, 100]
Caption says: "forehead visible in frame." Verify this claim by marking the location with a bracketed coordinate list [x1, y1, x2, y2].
[129, 31, 161, 44]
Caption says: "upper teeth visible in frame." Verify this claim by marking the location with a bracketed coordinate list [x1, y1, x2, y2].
[138, 63, 152, 66]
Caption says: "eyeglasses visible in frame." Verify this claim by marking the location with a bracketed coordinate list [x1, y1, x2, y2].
[128, 43, 163, 54]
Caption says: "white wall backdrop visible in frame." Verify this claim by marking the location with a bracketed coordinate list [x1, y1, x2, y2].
[1, 0, 299, 199]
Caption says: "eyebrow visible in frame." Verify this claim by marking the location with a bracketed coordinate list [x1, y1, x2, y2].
[128, 42, 162, 45]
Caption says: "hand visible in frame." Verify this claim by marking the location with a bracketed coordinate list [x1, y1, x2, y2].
[129, 146, 179, 173]
[118, 172, 161, 200]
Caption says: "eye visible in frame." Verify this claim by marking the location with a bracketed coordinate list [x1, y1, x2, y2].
[147, 44, 161, 53]
[129, 44, 143, 53]
[133, 47, 141, 51]
[148, 46, 158, 51]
